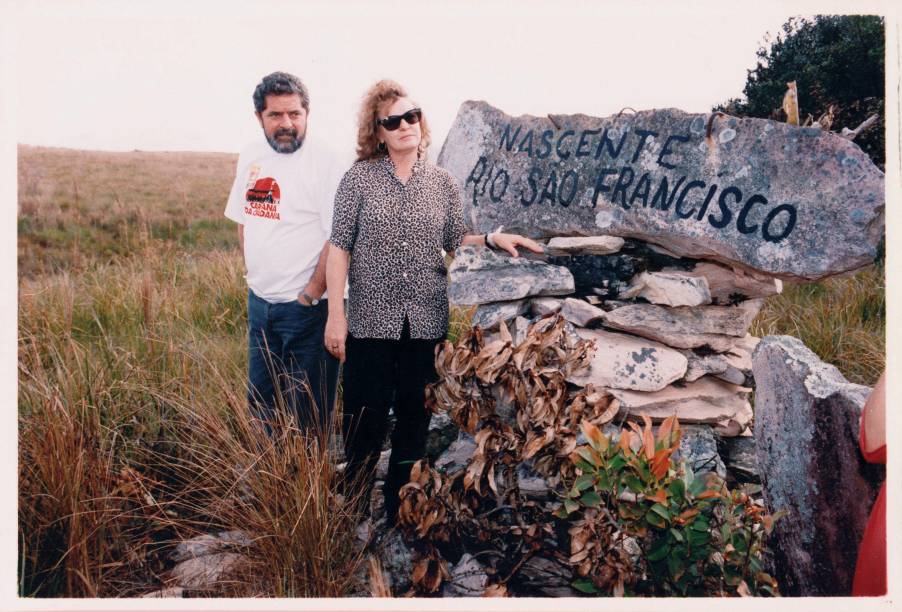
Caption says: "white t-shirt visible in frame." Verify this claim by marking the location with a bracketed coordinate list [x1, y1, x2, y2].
[225, 135, 346, 303]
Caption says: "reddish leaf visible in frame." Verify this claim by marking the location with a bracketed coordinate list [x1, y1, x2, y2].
[618, 431, 633, 456]
[647, 488, 668, 504]
[580, 419, 604, 450]
[651, 449, 674, 480]
[641, 414, 655, 461]
[657, 413, 677, 446]
[677, 508, 700, 523]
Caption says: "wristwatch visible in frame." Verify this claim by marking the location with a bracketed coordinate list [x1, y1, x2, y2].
[299, 290, 320, 306]
[485, 225, 504, 250]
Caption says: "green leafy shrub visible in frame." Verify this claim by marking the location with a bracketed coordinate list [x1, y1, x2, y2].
[558, 416, 781, 597]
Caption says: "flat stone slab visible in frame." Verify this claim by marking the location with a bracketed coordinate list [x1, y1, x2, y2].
[546, 239, 681, 296]
[722, 333, 759, 373]
[752, 335, 882, 596]
[472, 299, 529, 330]
[559, 297, 606, 327]
[683, 351, 746, 385]
[378, 529, 414, 595]
[530, 296, 563, 316]
[675, 261, 782, 304]
[611, 376, 751, 424]
[620, 270, 712, 306]
[449, 245, 574, 306]
[545, 235, 625, 255]
[511, 315, 530, 345]
[425, 411, 457, 461]
[438, 101, 884, 280]
[567, 328, 687, 392]
[601, 300, 761, 350]
[714, 399, 754, 437]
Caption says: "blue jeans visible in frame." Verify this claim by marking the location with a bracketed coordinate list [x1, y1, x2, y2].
[247, 289, 339, 434]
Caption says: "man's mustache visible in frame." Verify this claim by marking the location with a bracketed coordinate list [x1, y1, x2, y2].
[274, 128, 298, 138]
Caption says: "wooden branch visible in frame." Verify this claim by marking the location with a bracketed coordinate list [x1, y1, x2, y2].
[840, 114, 880, 140]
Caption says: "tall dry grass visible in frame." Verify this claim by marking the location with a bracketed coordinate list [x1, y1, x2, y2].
[19, 244, 366, 597]
[751, 264, 885, 385]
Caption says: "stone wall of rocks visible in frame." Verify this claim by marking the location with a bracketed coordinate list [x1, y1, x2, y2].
[449, 238, 772, 484]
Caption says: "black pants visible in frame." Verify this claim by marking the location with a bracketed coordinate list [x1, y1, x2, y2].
[342, 319, 442, 523]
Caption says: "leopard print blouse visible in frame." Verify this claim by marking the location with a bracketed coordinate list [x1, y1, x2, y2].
[329, 156, 468, 340]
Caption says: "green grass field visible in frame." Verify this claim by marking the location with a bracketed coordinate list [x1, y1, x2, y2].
[16, 145, 884, 597]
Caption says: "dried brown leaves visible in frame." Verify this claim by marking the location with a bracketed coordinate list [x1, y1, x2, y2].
[399, 315, 622, 595]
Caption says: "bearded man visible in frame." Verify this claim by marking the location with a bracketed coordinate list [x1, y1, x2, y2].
[224, 71, 344, 432]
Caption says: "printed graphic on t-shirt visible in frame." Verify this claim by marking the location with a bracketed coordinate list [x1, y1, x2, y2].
[244, 175, 281, 220]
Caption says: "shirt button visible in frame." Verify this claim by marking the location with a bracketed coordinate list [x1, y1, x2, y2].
[403, 273, 408, 279]
[401, 241, 408, 247]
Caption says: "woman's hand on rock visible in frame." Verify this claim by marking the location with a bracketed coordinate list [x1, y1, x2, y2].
[492, 233, 544, 258]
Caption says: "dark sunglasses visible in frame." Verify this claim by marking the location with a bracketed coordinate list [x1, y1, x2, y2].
[376, 108, 422, 131]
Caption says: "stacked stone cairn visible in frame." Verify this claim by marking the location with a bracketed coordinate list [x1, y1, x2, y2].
[448, 238, 775, 481]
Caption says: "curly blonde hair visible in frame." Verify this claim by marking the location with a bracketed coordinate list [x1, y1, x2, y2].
[356, 79, 431, 162]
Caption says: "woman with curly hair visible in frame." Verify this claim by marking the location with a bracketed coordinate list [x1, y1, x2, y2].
[325, 79, 541, 524]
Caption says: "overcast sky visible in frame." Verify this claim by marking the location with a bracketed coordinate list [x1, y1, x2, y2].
[8, 0, 836, 162]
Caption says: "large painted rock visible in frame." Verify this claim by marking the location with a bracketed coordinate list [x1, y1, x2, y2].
[752, 335, 883, 596]
[449, 245, 574, 305]
[438, 101, 884, 280]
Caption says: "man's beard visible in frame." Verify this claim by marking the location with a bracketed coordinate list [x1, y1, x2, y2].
[266, 128, 305, 153]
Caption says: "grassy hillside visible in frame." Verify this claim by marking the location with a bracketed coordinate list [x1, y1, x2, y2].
[18, 145, 237, 276]
[16, 145, 884, 597]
